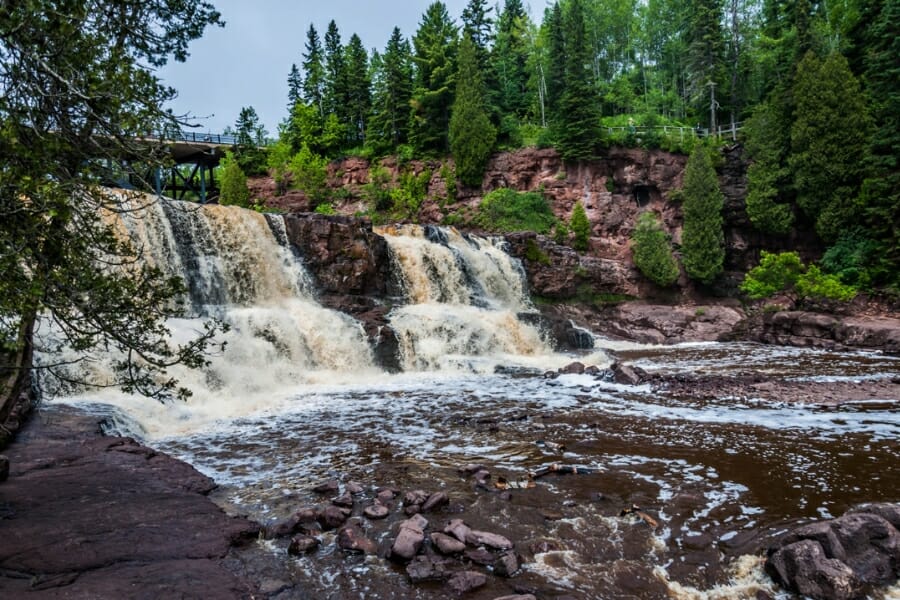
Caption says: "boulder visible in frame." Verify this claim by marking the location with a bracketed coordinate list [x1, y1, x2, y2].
[447, 571, 488, 594]
[766, 540, 859, 600]
[464, 548, 494, 565]
[559, 361, 585, 375]
[494, 551, 520, 577]
[431, 532, 466, 554]
[363, 504, 390, 520]
[406, 555, 451, 583]
[609, 361, 649, 386]
[318, 505, 350, 530]
[287, 535, 320, 556]
[404, 490, 429, 506]
[337, 523, 377, 554]
[466, 530, 514, 550]
[422, 491, 449, 513]
[392, 518, 427, 561]
[312, 479, 339, 494]
[444, 519, 472, 544]
[332, 492, 354, 508]
[345, 481, 365, 495]
[493, 596, 537, 600]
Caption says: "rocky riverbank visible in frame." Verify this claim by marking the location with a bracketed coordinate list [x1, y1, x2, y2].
[0, 405, 260, 598]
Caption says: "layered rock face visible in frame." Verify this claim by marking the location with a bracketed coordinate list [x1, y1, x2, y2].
[736, 311, 900, 353]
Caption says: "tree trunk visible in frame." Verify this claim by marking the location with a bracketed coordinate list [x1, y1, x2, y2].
[0, 312, 35, 432]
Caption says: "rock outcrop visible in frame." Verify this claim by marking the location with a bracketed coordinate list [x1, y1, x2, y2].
[765, 504, 900, 600]
[736, 311, 900, 354]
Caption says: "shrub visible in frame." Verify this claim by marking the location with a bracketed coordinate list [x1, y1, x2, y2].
[391, 170, 431, 221]
[524, 238, 550, 264]
[364, 165, 394, 212]
[796, 265, 857, 302]
[553, 221, 570, 245]
[740, 251, 856, 302]
[820, 229, 879, 287]
[314, 203, 336, 215]
[289, 144, 330, 210]
[570, 201, 591, 251]
[475, 188, 556, 234]
[630, 212, 680, 286]
[219, 151, 250, 207]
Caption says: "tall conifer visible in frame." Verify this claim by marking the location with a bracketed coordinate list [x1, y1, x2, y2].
[681, 145, 725, 283]
[450, 34, 496, 186]
[555, 0, 601, 162]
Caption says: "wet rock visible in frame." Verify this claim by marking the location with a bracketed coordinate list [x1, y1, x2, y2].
[464, 548, 495, 565]
[766, 540, 858, 600]
[337, 523, 377, 554]
[346, 481, 365, 495]
[405, 505, 422, 516]
[529, 540, 560, 554]
[363, 504, 390, 520]
[404, 490, 429, 506]
[406, 555, 451, 583]
[377, 489, 397, 505]
[610, 361, 648, 385]
[318, 505, 350, 530]
[0, 455, 8, 482]
[830, 513, 899, 585]
[332, 492, 354, 508]
[493, 595, 536, 600]
[584, 365, 602, 375]
[431, 532, 466, 554]
[287, 534, 320, 555]
[559, 361, 585, 375]
[445, 518, 472, 543]
[312, 479, 339, 494]
[473, 470, 491, 484]
[458, 463, 489, 476]
[392, 516, 428, 561]
[494, 551, 520, 577]
[466, 530, 514, 550]
[846, 503, 900, 531]
[447, 570, 487, 594]
[422, 491, 449, 513]
[541, 510, 564, 521]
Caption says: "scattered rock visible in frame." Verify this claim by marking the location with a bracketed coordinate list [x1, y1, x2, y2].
[529, 540, 560, 554]
[447, 570, 488, 594]
[346, 481, 365, 495]
[312, 479, 339, 494]
[431, 532, 466, 554]
[473, 470, 491, 484]
[464, 548, 495, 565]
[406, 555, 451, 583]
[377, 489, 397, 505]
[405, 505, 422, 516]
[559, 361, 585, 375]
[494, 551, 520, 577]
[422, 491, 449, 513]
[466, 530, 514, 550]
[444, 519, 472, 544]
[767, 540, 858, 600]
[332, 492, 354, 508]
[318, 505, 350, 530]
[493, 595, 537, 600]
[287, 534, 320, 555]
[392, 518, 427, 561]
[404, 490, 429, 506]
[337, 523, 377, 554]
[0, 455, 8, 482]
[364, 504, 390, 520]
[610, 361, 648, 385]
[458, 464, 488, 476]
[403, 514, 429, 531]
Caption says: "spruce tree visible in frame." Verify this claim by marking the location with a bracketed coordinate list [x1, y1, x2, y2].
[344, 34, 371, 146]
[302, 24, 326, 117]
[544, 3, 566, 125]
[631, 212, 680, 287]
[323, 20, 348, 122]
[219, 151, 251, 207]
[790, 52, 869, 242]
[685, 0, 726, 126]
[287, 64, 303, 110]
[369, 27, 413, 149]
[410, 2, 459, 154]
[570, 201, 591, 251]
[493, 0, 532, 121]
[743, 99, 794, 234]
[555, 0, 602, 162]
[681, 145, 725, 284]
[450, 35, 497, 186]
[461, 0, 494, 70]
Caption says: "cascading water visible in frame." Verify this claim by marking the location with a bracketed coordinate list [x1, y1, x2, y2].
[376, 224, 590, 372]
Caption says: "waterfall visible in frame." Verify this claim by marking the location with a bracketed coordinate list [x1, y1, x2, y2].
[377, 225, 555, 372]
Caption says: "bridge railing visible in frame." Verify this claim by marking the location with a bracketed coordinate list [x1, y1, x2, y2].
[157, 130, 272, 147]
[605, 122, 744, 142]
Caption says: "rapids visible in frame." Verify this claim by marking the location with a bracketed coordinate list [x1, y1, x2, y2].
[42, 198, 900, 599]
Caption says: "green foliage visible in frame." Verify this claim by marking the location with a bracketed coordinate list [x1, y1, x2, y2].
[740, 251, 804, 299]
[820, 230, 879, 287]
[390, 169, 431, 220]
[553, 221, 570, 245]
[343, 34, 372, 147]
[410, 2, 458, 154]
[219, 151, 251, 207]
[631, 212, 680, 286]
[740, 251, 857, 302]
[569, 201, 591, 251]
[450, 34, 497, 186]
[743, 99, 794, 234]
[301, 24, 326, 114]
[266, 140, 293, 196]
[289, 145, 331, 209]
[368, 27, 413, 151]
[364, 165, 395, 212]
[475, 188, 556, 233]
[314, 203, 337, 215]
[681, 145, 725, 283]
[790, 52, 869, 242]
[233, 106, 268, 175]
[440, 164, 457, 203]
[524, 238, 550, 264]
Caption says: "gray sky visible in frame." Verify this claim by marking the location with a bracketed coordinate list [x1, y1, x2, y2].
[159, 0, 543, 137]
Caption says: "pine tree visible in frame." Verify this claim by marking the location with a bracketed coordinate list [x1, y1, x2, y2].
[287, 64, 302, 110]
[302, 24, 326, 117]
[743, 98, 794, 234]
[492, 0, 533, 129]
[790, 52, 869, 242]
[461, 0, 494, 69]
[544, 3, 566, 125]
[570, 201, 591, 251]
[631, 212, 680, 286]
[410, 2, 459, 154]
[681, 145, 725, 283]
[555, 0, 602, 162]
[233, 106, 267, 174]
[450, 34, 497, 186]
[324, 20, 348, 122]
[344, 34, 371, 146]
[685, 0, 726, 126]
[369, 27, 413, 149]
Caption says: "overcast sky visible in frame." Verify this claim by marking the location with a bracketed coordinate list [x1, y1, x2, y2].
[158, 1, 543, 137]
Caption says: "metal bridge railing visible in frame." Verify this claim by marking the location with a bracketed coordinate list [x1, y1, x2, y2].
[157, 130, 271, 147]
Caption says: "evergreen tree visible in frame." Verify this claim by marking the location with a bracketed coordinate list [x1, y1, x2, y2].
[570, 201, 591, 251]
[410, 2, 459, 154]
[790, 51, 869, 242]
[369, 27, 413, 149]
[450, 35, 497, 186]
[743, 98, 794, 234]
[344, 34, 371, 146]
[685, 0, 727, 126]
[544, 3, 566, 125]
[219, 151, 251, 207]
[324, 20, 348, 121]
[233, 106, 267, 174]
[681, 145, 725, 283]
[555, 0, 602, 162]
[287, 63, 303, 110]
[631, 212, 680, 286]
[302, 24, 326, 116]
[461, 0, 494, 68]
[492, 0, 532, 123]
